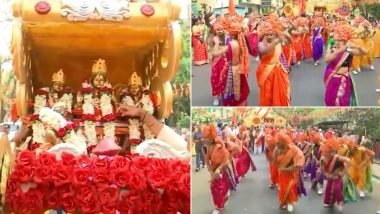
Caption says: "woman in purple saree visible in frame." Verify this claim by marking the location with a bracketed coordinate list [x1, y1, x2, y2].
[312, 23, 324, 65]
[324, 25, 368, 106]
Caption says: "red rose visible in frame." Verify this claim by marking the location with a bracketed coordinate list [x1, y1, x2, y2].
[16, 150, 36, 167]
[13, 165, 32, 182]
[33, 165, 52, 183]
[93, 156, 109, 169]
[52, 164, 72, 186]
[64, 123, 73, 131]
[57, 128, 66, 138]
[39, 151, 57, 167]
[101, 203, 118, 214]
[75, 154, 92, 168]
[147, 170, 167, 189]
[61, 152, 76, 167]
[73, 167, 91, 186]
[110, 156, 129, 170]
[130, 156, 149, 171]
[98, 186, 119, 205]
[167, 160, 189, 176]
[76, 185, 96, 204]
[179, 173, 190, 199]
[45, 188, 60, 209]
[142, 190, 162, 211]
[127, 170, 147, 190]
[112, 168, 129, 187]
[57, 183, 75, 198]
[119, 191, 143, 212]
[77, 186, 100, 213]
[20, 188, 44, 213]
[93, 168, 110, 188]
[61, 195, 76, 213]
[6, 174, 21, 197]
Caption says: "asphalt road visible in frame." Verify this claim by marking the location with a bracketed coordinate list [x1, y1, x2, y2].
[191, 153, 380, 214]
[191, 56, 380, 106]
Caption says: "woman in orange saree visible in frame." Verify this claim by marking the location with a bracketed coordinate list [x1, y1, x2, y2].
[256, 16, 291, 106]
[273, 133, 305, 213]
[265, 135, 278, 188]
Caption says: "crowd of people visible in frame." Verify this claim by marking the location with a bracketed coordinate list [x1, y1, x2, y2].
[193, 122, 377, 213]
[192, 7, 380, 106]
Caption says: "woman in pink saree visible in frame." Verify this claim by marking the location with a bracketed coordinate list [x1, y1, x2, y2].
[236, 126, 257, 178]
[324, 24, 367, 106]
[221, 16, 250, 106]
[210, 22, 229, 106]
[320, 139, 351, 212]
[247, 13, 260, 59]
[203, 124, 233, 214]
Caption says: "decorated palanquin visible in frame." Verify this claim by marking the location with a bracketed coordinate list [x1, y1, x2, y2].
[2, 0, 190, 213]
[11, 0, 182, 148]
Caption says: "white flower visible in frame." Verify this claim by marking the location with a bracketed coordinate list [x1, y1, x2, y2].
[122, 95, 135, 106]
[104, 122, 115, 140]
[129, 119, 140, 139]
[142, 94, 154, 114]
[84, 120, 97, 145]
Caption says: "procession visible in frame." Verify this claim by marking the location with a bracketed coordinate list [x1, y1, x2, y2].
[191, 107, 380, 213]
[191, 0, 380, 106]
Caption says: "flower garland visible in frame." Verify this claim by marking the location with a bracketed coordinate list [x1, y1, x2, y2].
[100, 83, 115, 141]
[81, 81, 97, 146]
[5, 151, 190, 214]
[32, 89, 49, 146]
[122, 90, 155, 145]
[61, 87, 74, 113]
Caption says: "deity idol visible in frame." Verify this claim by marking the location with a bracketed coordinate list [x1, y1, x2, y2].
[121, 72, 155, 146]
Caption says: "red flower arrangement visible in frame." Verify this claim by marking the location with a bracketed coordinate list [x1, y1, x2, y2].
[81, 87, 93, 94]
[55, 123, 74, 138]
[100, 85, 113, 94]
[82, 114, 96, 122]
[30, 114, 40, 123]
[6, 151, 190, 214]
[34, 89, 49, 96]
[102, 113, 116, 122]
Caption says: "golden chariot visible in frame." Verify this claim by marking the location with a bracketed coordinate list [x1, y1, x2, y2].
[11, 0, 182, 121]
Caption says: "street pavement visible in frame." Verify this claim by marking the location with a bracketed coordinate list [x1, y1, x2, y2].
[191, 56, 380, 106]
[191, 153, 380, 214]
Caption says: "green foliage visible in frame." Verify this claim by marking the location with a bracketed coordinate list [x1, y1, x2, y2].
[174, 20, 190, 85]
[166, 21, 191, 129]
[365, 4, 380, 19]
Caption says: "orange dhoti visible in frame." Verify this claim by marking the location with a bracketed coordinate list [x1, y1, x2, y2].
[352, 38, 364, 70]
[256, 44, 290, 106]
[373, 29, 380, 58]
[361, 38, 374, 66]
[278, 170, 299, 207]
[269, 161, 279, 185]
[348, 166, 366, 191]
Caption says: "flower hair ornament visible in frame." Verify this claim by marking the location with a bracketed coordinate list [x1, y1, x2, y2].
[334, 24, 355, 41]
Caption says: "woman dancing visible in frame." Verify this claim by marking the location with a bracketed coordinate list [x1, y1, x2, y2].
[324, 24, 367, 106]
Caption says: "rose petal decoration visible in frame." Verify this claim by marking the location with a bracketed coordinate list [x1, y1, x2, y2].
[35, 1, 51, 15]
[141, 4, 155, 17]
